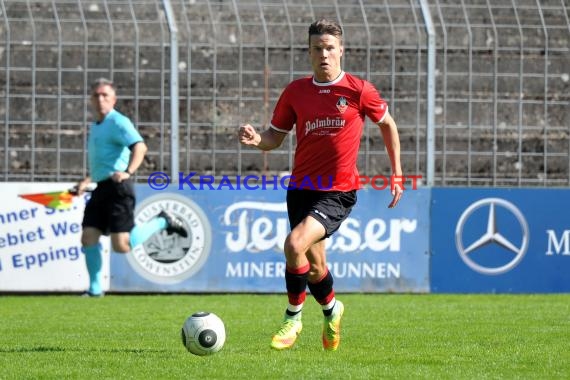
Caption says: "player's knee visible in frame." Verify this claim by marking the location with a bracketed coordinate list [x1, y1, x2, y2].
[308, 263, 327, 281]
[81, 232, 99, 247]
[81, 236, 92, 247]
[283, 235, 305, 257]
[112, 242, 130, 253]
[110, 233, 131, 253]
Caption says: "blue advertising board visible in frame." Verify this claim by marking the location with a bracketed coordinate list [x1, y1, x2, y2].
[430, 188, 570, 293]
[110, 186, 430, 293]
[7, 182, 570, 294]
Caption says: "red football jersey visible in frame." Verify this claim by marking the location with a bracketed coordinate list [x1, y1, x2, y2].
[270, 71, 388, 191]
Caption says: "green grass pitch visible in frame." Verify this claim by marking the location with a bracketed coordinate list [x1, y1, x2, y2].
[1, 294, 568, 379]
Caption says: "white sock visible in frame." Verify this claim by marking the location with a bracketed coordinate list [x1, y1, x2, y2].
[322, 298, 336, 316]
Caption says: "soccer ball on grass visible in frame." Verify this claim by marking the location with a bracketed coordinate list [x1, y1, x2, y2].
[181, 311, 226, 355]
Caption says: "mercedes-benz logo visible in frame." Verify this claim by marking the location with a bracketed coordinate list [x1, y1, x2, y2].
[455, 198, 529, 275]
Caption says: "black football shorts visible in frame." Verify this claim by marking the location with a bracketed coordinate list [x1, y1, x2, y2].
[82, 178, 136, 234]
[286, 189, 357, 238]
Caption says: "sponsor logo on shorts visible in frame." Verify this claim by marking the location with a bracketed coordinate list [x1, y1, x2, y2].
[313, 209, 328, 220]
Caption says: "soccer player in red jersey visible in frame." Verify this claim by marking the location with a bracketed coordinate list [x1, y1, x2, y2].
[239, 19, 403, 351]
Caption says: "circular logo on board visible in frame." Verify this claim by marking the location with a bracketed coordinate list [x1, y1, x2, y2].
[455, 198, 529, 275]
[127, 193, 212, 284]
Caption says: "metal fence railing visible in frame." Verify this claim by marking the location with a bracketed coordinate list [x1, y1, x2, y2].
[432, 0, 570, 186]
[1, 0, 569, 187]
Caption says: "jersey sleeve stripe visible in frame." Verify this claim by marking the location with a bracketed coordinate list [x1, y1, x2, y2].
[376, 107, 389, 124]
[270, 123, 290, 133]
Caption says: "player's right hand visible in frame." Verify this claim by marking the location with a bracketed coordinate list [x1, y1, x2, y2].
[238, 124, 261, 146]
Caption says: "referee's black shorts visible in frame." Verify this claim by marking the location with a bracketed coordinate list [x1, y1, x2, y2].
[82, 178, 136, 234]
[286, 189, 357, 238]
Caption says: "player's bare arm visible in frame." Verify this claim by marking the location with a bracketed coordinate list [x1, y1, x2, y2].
[378, 112, 404, 208]
[238, 124, 287, 151]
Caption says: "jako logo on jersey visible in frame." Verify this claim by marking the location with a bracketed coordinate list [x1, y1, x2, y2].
[319, 89, 330, 94]
[336, 96, 348, 113]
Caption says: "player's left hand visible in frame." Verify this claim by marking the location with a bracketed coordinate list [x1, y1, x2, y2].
[388, 175, 404, 208]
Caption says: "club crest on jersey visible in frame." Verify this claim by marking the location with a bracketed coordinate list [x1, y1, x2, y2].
[336, 96, 348, 113]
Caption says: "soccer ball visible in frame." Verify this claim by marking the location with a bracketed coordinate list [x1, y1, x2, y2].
[181, 311, 226, 355]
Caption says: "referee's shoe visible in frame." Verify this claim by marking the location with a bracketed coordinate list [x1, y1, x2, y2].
[158, 210, 188, 238]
